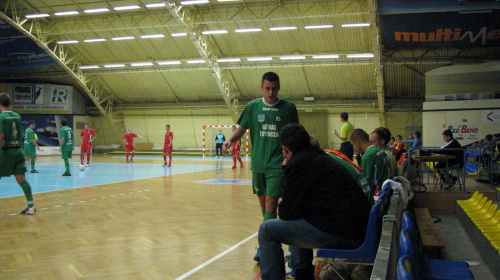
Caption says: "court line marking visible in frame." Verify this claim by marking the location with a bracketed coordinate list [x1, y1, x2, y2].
[175, 232, 258, 280]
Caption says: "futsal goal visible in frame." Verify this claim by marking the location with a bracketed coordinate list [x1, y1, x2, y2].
[202, 125, 249, 157]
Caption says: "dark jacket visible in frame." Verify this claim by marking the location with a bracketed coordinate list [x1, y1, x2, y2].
[440, 138, 464, 167]
[278, 146, 372, 242]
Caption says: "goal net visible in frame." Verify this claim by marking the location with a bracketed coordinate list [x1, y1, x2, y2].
[202, 125, 249, 157]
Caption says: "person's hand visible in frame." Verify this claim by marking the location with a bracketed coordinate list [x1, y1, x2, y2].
[36, 146, 40, 151]
[334, 130, 339, 136]
[223, 141, 231, 151]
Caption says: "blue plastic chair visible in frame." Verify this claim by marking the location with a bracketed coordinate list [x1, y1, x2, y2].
[316, 200, 383, 261]
[397, 255, 416, 280]
[399, 229, 474, 280]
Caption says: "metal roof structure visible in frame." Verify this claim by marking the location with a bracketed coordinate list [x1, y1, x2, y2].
[0, 0, 499, 121]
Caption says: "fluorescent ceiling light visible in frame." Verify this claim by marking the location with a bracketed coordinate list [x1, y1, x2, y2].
[202, 30, 228, 35]
[114, 5, 140, 11]
[341, 23, 370, 27]
[79, 65, 100, 69]
[346, 53, 374, 58]
[269, 26, 297, 31]
[131, 62, 154, 67]
[57, 40, 79, 44]
[280, 55, 306, 60]
[84, 8, 110, 13]
[186, 59, 206, 64]
[247, 57, 273, 61]
[305, 24, 334, 29]
[181, 0, 209, 4]
[111, 36, 135, 40]
[216, 58, 241, 62]
[146, 3, 166, 8]
[25, 13, 50, 18]
[84, 38, 107, 43]
[140, 34, 165, 39]
[54, 11, 79, 16]
[171, 32, 188, 37]
[235, 28, 262, 33]
[312, 54, 340, 59]
[218, 0, 241, 2]
[104, 64, 126, 68]
[459, 9, 492, 14]
[158, 61, 182, 65]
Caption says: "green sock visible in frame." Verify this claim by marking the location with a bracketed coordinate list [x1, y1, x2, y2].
[263, 210, 277, 221]
[19, 181, 34, 207]
[31, 158, 35, 170]
[64, 159, 70, 173]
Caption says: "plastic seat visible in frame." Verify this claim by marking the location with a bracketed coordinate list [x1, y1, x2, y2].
[316, 200, 383, 261]
[471, 205, 499, 223]
[461, 197, 488, 212]
[399, 229, 474, 280]
[457, 192, 483, 207]
[397, 255, 416, 280]
[465, 199, 492, 216]
[479, 222, 500, 233]
[475, 210, 500, 226]
[482, 232, 500, 242]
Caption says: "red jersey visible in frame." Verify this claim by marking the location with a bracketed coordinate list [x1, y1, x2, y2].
[231, 139, 241, 151]
[164, 131, 173, 145]
[81, 129, 97, 144]
[124, 133, 137, 145]
[391, 142, 404, 154]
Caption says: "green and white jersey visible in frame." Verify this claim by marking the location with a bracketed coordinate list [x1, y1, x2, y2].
[59, 126, 74, 150]
[0, 111, 23, 148]
[361, 145, 393, 191]
[24, 127, 35, 146]
[238, 98, 298, 173]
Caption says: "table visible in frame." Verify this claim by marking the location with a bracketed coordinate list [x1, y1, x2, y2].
[412, 155, 456, 185]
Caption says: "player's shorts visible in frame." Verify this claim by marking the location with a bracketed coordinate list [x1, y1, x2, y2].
[231, 148, 240, 156]
[163, 144, 172, 154]
[81, 143, 92, 153]
[0, 148, 27, 177]
[24, 144, 37, 157]
[61, 146, 73, 159]
[252, 171, 284, 197]
[125, 144, 135, 152]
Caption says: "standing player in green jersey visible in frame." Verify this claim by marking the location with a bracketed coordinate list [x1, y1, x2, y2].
[223, 72, 299, 262]
[24, 120, 40, 173]
[0, 93, 36, 214]
[59, 118, 74, 176]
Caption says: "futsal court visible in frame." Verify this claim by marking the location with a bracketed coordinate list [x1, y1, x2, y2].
[0, 154, 268, 279]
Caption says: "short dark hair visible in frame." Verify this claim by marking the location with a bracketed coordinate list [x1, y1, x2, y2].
[232, 125, 236, 129]
[350, 128, 369, 142]
[396, 135, 403, 139]
[262, 72, 280, 85]
[414, 131, 421, 139]
[485, 134, 493, 141]
[28, 120, 36, 125]
[0, 93, 12, 107]
[390, 137, 395, 141]
[340, 112, 348, 121]
[442, 129, 453, 138]
[279, 123, 310, 153]
[61, 118, 68, 126]
[376, 127, 391, 144]
[166, 124, 170, 127]
[310, 136, 321, 149]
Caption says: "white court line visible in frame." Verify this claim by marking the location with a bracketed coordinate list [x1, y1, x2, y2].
[175, 232, 258, 280]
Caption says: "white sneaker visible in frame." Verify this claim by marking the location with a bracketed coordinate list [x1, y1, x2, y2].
[85, 164, 89, 167]
[21, 206, 36, 215]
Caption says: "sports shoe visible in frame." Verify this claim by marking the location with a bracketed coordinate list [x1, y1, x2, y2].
[231, 165, 237, 169]
[20, 206, 36, 215]
[126, 160, 130, 163]
[167, 163, 171, 167]
[85, 164, 89, 167]
[130, 160, 134, 163]
[162, 163, 167, 167]
[62, 172, 71, 176]
[31, 170, 39, 173]
[240, 164, 244, 168]
[253, 248, 260, 263]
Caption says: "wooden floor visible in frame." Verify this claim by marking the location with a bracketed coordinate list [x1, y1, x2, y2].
[0, 154, 263, 280]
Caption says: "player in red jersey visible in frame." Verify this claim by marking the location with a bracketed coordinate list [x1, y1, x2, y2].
[230, 125, 244, 169]
[124, 128, 143, 163]
[80, 123, 97, 167]
[162, 125, 173, 167]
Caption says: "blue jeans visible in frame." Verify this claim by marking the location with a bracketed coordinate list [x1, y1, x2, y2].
[258, 219, 361, 280]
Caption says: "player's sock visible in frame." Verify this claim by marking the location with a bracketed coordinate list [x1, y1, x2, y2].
[163, 155, 167, 163]
[80, 154, 84, 164]
[19, 181, 34, 206]
[31, 158, 35, 170]
[131, 152, 135, 160]
[87, 154, 90, 164]
[126, 153, 129, 161]
[232, 157, 236, 166]
[169, 155, 172, 164]
[64, 159, 70, 173]
[237, 157, 243, 165]
[263, 210, 277, 221]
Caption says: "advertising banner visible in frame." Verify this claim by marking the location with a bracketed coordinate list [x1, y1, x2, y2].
[12, 85, 72, 113]
[445, 124, 479, 142]
[482, 110, 500, 124]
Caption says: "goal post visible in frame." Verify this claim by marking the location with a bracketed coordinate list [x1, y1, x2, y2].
[202, 125, 249, 157]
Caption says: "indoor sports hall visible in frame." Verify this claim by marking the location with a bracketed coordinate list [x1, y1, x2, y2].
[0, 0, 499, 279]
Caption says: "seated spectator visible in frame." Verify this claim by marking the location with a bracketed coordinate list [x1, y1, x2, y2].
[402, 131, 422, 156]
[258, 123, 371, 280]
[370, 127, 398, 177]
[350, 128, 392, 193]
[391, 135, 406, 160]
[435, 129, 463, 190]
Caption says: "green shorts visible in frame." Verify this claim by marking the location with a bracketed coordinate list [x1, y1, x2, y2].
[24, 144, 37, 157]
[252, 171, 284, 197]
[61, 148, 73, 159]
[0, 148, 27, 177]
